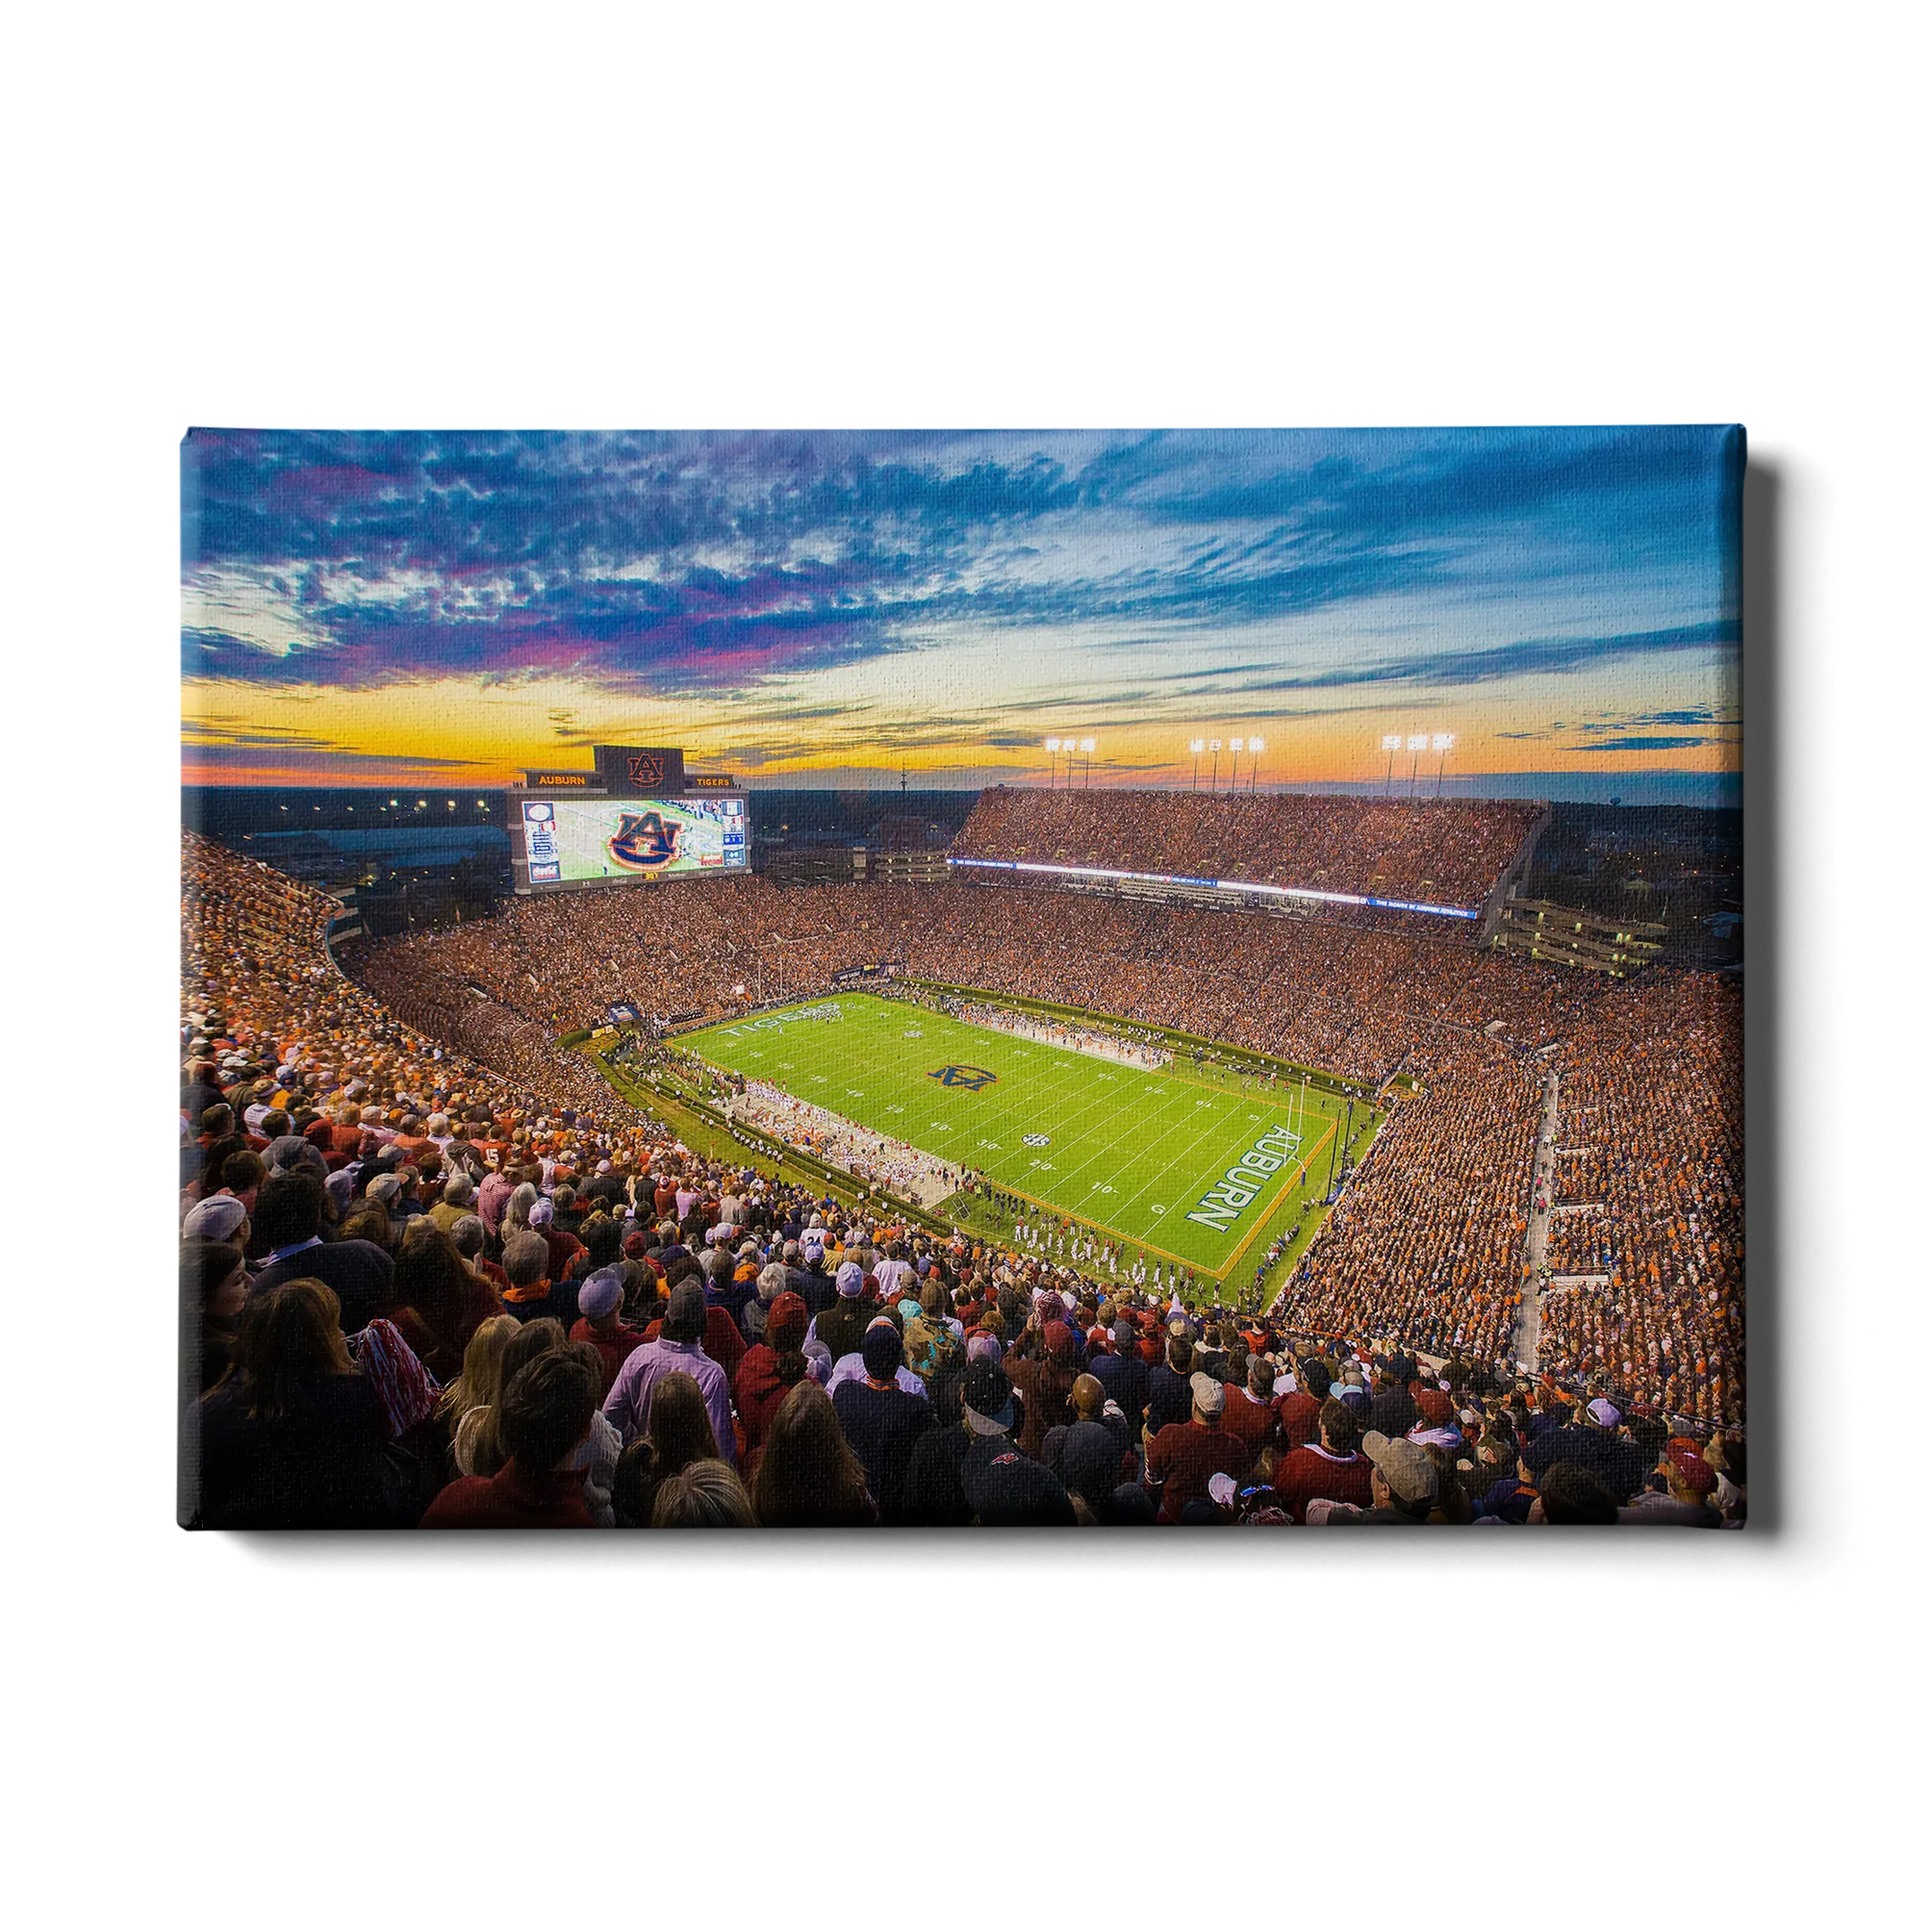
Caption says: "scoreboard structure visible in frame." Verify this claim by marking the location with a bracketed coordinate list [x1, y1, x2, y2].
[505, 745, 749, 896]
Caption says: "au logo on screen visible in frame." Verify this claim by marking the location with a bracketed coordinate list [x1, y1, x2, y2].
[928, 1064, 999, 1091]
[607, 809, 680, 872]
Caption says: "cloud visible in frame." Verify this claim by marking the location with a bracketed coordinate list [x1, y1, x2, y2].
[181, 742, 486, 773]
[1577, 734, 1715, 751]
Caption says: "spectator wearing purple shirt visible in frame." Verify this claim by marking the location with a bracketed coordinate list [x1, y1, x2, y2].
[601, 1279, 736, 1467]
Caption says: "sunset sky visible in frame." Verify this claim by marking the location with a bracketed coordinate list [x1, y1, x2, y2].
[182, 426, 1741, 796]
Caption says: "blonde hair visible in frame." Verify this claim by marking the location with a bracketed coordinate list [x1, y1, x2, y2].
[437, 1313, 520, 1427]
[650, 1459, 755, 1527]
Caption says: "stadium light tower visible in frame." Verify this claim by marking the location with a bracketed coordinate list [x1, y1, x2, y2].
[1080, 737, 1096, 786]
[1381, 733, 1402, 795]
[1432, 731, 1455, 798]
[1208, 738, 1222, 793]
[1043, 737, 1060, 791]
[1248, 735, 1264, 791]
[1189, 738, 1205, 790]
[1406, 734, 1428, 801]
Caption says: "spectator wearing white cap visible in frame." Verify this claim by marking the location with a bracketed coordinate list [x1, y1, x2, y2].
[1144, 1372, 1253, 1524]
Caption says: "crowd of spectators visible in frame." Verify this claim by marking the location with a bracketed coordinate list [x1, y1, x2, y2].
[1535, 975, 1744, 1426]
[181, 821, 1744, 1520]
[1276, 1037, 1538, 1368]
[951, 784, 1541, 907]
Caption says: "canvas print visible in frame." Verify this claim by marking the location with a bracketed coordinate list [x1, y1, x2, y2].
[179, 427, 1745, 1529]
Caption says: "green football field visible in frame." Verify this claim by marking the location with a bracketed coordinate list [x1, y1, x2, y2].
[677, 992, 1353, 1281]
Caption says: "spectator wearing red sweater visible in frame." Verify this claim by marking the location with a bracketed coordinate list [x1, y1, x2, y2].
[734, 1291, 810, 1469]
[422, 1346, 602, 1528]
[1272, 1398, 1376, 1523]
[1145, 1375, 1252, 1523]
[1221, 1356, 1278, 1460]
[569, 1267, 648, 1397]
[1274, 1367, 1324, 1451]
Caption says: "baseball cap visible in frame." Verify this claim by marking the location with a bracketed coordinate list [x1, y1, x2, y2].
[528, 1198, 554, 1228]
[961, 1359, 1017, 1436]
[1361, 1430, 1439, 1507]
[835, 1260, 865, 1298]
[1664, 1439, 1717, 1497]
[576, 1267, 623, 1322]
[1586, 1396, 1622, 1427]
[960, 1443, 1077, 1526]
[183, 1195, 247, 1241]
[1189, 1372, 1226, 1418]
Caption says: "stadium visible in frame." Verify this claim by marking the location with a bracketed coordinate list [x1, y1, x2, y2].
[179, 739, 1743, 1528]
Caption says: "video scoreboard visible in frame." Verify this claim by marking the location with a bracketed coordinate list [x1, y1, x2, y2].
[507, 746, 749, 895]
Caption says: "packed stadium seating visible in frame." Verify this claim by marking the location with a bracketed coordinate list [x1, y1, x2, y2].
[179, 826, 1744, 1527]
[951, 784, 1541, 906]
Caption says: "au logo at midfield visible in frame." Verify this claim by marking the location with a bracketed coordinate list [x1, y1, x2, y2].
[928, 1063, 999, 1091]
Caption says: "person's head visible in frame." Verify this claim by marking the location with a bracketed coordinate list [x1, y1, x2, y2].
[861, 1318, 903, 1385]
[1538, 1461, 1619, 1524]
[498, 1346, 600, 1474]
[1167, 1335, 1194, 1375]
[252, 1169, 325, 1251]
[200, 1103, 235, 1138]
[393, 1222, 477, 1334]
[180, 1237, 248, 1326]
[750, 1379, 872, 1525]
[500, 1181, 540, 1233]
[1189, 1372, 1226, 1429]
[1662, 1439, 1718, 1507]
[1361, 1430, 1438, 1520]
[650, 1459, 756, 1527]
[1249, 1356, 1274, 1401]
[448, 1213, 488, 1260]
[1071, 1373, 1106, 1421]
[1318, 1396, 1360, 1456]
[182, 1191, 249, 1250]
[663, 1278, 708, 1343]
[443, 1170, 476, 1210]
[501, 1230, 550, 1292]
[442, 1312, 521, 1418]
[219, 1149, 267, 1199]
[576, 1267, 625, 1329]
[646, 1370, 721, 1473]
[222, 1278, 351, 1417]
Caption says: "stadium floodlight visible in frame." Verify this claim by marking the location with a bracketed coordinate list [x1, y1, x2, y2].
[1249, 737, 1264, 753]
[1381, 734, 1403, 752]
[1079, 737, 1096, 753]
[1432, 733, 1455, 752]
[1044, 737, 1061, 752]
[1406, 734, 1428, 752]
[1209, 739, 1222, 751]
[1189, 739, 1206, 754]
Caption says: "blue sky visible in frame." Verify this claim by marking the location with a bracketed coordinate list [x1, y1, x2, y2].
[181, 425, 1742, 794]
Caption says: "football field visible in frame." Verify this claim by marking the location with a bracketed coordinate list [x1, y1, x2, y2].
[677, 992, 1353, 1281]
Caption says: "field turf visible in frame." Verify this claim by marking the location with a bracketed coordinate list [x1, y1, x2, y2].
[678, 992, 1353, 1282]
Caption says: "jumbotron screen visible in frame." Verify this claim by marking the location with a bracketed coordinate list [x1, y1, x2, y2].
[517, 795, 748, 887]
